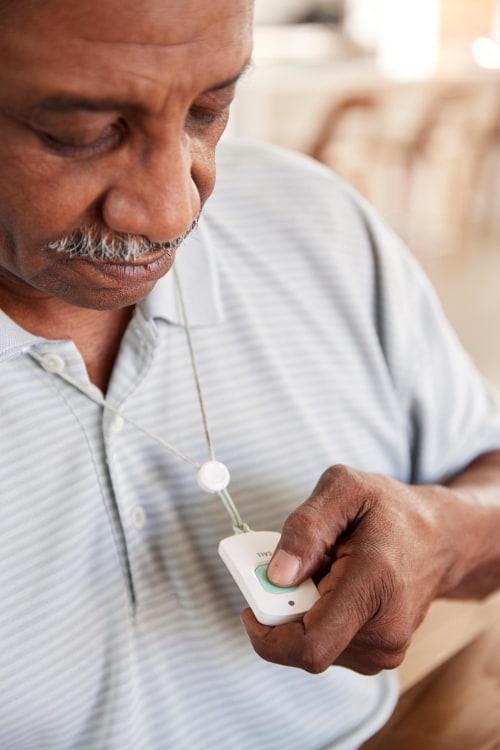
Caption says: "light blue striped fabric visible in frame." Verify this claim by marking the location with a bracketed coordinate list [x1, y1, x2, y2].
[1, 139, 500, 749]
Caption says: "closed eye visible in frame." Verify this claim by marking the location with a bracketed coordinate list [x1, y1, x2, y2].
[38, 121, 124, 157]
[185, 104, 230, 129]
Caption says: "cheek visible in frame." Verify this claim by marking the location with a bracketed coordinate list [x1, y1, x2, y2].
[0, 171, 98, 290]
[190, 130, 225, 207]
[0, 166, 107, 274]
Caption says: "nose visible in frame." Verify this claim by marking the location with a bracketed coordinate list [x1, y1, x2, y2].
[101, 135, 200, 243]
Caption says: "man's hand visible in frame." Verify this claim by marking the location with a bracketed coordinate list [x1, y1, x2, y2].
[240, 459, 500, 675]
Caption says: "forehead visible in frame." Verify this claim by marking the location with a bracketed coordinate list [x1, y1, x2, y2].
[0, 0, 253, 108]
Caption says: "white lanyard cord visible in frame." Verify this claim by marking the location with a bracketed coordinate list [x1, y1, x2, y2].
[172, 265, 215, 461]
[27, 269, 250, 534]
[28, 350, 200, 466]
[172, 265, 249, 533]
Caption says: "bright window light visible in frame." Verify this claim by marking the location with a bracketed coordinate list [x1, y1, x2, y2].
[377, 0, 440, 80]
[472, 36, 500, 70]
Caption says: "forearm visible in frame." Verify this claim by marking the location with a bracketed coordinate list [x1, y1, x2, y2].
[440, 450, 500, 599]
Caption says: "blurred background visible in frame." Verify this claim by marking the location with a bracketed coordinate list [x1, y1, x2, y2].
[229, 0, 500, 386]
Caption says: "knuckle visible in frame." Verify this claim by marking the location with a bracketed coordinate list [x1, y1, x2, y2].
[385, 650, 407, 670]
[250, 639, 282, 667]
[320, 463, 359, 493]
[369, 627, 411, 671]
[283, 463, 373, 555]
[317, 463, 374, 521]
[370, 648, 407, 672]
[301, 639, 333, 675]
[282, 504, 330, 549]
[342, 639, 407, 675]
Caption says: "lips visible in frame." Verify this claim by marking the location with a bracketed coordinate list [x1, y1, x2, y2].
[67, 247, 176, 286]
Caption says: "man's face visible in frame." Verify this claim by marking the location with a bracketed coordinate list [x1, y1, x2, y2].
[0, 0, 253, 310]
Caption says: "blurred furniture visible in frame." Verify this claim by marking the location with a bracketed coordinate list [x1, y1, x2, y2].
[309, 92, 382, 199]
[307, 85, 421, 239]
[470, 91, 500, 236]
[232, 48, 499, 254]
[400, 80, 500, 253]
[305, 77, 500, 254]
[398, 597, 489, 692]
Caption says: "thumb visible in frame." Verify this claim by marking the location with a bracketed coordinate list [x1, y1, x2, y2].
[267, 505, 336, 587]
[267, 548, 303, 588]
[267, 465, 367, 587]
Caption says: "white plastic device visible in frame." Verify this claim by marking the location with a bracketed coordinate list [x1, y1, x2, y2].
[218, 530, 320, 626]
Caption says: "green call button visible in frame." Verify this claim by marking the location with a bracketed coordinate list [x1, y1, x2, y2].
[254, 564, 299, 594]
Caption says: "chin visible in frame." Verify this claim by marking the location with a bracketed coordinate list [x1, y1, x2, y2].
[65, 280, 159, 311]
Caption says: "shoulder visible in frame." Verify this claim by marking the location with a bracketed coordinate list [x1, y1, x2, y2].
[214, 137, 349, 200]
[216, 136, 334, 175]
[209, 137, 373, 254]
[208, 138, 416, 280]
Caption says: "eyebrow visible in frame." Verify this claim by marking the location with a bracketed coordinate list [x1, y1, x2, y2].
[206, 61, 252, 92]
[35, 61, 252, 114]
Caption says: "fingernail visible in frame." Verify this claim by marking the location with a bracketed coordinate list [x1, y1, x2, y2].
[268, 550, 300, 587]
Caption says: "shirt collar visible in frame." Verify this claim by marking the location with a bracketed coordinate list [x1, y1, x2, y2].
[0, 311, 46, 362]
[139, 217, 225, 327]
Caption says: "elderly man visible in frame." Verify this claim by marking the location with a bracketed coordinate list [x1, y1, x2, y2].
[1, 1, 500, 748]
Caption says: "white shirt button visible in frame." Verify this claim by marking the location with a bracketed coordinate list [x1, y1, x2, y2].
[130, 505, 147, 530]
[40, 353, 65, 373]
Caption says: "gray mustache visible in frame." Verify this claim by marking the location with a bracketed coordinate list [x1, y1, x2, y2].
[46, 221, 198, 262]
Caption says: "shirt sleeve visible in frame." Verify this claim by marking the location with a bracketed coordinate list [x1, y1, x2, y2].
[359, 196, 500, 485]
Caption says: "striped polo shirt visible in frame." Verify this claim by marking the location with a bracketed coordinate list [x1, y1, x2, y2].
[1, 139, 500, 750]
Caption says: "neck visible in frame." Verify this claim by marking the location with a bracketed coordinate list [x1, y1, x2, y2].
[2, 297, 134, 391]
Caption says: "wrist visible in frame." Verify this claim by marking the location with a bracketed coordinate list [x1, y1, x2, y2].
[434, 483, 500, 598]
